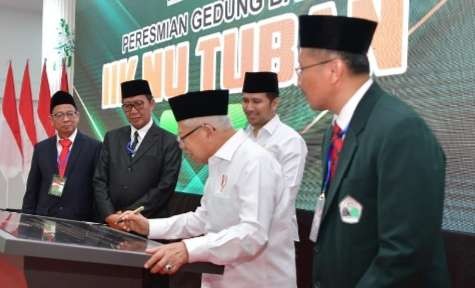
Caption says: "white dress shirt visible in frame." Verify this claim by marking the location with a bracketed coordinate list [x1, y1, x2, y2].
[149, 130, 296, 288]
[334, 79, 373, 131]
[245, 115, 308, 241]
[56, 128, 78, 155]
[129, 118, 154, 152]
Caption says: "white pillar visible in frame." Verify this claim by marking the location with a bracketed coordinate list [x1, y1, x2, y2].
[42, 0, 76, 94]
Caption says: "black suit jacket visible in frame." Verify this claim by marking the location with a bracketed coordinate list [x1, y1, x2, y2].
[22, 131, 102, 221]
[313, 82, 450, 288]
[93, 124, 181, 221]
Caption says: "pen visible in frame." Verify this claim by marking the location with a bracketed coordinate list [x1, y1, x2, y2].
[116, 206, 144, 224]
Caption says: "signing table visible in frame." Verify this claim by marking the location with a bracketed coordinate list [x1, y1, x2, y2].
[0, 210, 223, 288]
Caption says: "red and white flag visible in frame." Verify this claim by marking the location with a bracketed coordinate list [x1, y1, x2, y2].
[0, 62, 23, 179]
[37, 60, 54, 137]
[60, 59, 69, 93]
[19, 61, 37, 179]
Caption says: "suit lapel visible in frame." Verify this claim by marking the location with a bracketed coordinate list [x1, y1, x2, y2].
[121, 127, 133, 162]
[48, 136, 59, 175]
[321, 82, 382, 220]
[322, 130, 358, 219]
[130, 124, 160, 164]
[64, 132, 84, 178]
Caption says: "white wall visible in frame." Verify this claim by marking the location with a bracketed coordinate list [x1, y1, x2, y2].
[0, 3, 42, 209]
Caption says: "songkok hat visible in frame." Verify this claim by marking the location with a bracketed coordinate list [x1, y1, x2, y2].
[50, 91, 76, 113]
[169, 90, 229, 121]
[298, 15, 377, 55]
[121, 79, 152, 99]
[242, 72, 279, 95]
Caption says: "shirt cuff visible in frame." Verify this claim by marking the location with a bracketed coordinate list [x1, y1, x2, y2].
[183, 236, 210, 263]
[148, 218, 167, 239]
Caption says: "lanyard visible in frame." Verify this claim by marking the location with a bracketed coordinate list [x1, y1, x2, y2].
[321, 127, 347, 194]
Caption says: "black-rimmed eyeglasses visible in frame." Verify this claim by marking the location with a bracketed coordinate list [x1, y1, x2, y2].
[295, 58, 338, 76]
[176, 125, 203, 145]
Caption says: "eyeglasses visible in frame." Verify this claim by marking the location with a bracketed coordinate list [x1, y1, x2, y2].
[295, 58, 338, 76]
[176, 125, 203, 146]
[51, 111, 78, 119]
[122, 100, 145, 112]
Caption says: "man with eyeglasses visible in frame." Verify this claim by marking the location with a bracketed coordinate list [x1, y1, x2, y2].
[297, 15, 449, 287]
[93, 79, 181, 228]
[118, 89, 297, 288]
[22, 91, 101, 221]
[241, 71, 307, 242]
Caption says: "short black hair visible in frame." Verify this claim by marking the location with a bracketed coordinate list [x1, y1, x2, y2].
[333, 51, 370, 75]
[265, 92, 279, 100]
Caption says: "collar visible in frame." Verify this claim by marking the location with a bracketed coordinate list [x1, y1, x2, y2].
[334, 78, 373, 130]
[130, 118, 154, 141]
[211, 129, 247, 162]
[246, 114, 280, 138]
[56, 129, 78, 144]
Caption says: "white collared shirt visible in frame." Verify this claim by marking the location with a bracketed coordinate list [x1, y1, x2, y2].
[334, 79, 373, 131]
[149, 130, 296, 288]
[129, 118, 154, 152]
[56, 129, 78, 155]
[245, 115, 308, 241]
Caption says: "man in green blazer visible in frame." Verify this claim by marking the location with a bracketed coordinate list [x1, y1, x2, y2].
[297, 15, 449, 287]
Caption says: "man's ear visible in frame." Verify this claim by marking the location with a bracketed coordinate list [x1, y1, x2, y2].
[329, 58, 345, 84]
[271, 97, 279, 113]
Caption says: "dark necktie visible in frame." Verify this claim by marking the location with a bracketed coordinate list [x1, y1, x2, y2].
[58, 138, 72, 177]
[330, 124, 344, 179]
[130, 131, 139, 157]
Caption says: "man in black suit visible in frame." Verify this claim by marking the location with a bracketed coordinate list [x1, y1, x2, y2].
[93, 79, 181, 229]
[297, 15, 449, 287]
[22, 91, 101, 221]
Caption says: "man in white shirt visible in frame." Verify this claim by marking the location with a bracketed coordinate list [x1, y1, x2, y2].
[242, 71, 308, 241]
[120, 89, 296, 288]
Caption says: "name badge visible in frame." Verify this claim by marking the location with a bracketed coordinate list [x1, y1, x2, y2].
[339, 195, 363, 224]
[309, 193, 325, 242]
[48, 174, 67, 197]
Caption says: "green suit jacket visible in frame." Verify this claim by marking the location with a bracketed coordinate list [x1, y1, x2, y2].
[312, 82, 450, 288]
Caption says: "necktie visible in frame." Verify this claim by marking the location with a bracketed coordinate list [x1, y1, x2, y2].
[130, 131, 139, 157]
[58, 138, 72, 177]
[329, 124, 344, 179]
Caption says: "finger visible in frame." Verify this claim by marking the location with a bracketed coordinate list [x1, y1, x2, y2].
[117, 211, 134, 223]
[145, 246, 161, 254]
[154, 253, 172, 274]
[144, 247, 165, 270]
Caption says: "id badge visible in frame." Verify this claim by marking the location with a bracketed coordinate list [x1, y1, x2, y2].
[48, 175, 66, 197]
[309, 193, 326, 242]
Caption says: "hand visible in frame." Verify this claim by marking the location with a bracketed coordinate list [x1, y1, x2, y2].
[144, 242, 189, 275]
[105, 211, 125, 230]
[116, 239, 147, 251]
[119, 212, 149, 236]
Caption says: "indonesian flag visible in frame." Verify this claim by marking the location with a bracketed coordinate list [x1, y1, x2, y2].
[37, 60, 54, 137]
[19, 61, 37, 179]
[0, 62, 23, 179]
[60, 59, 69, 93]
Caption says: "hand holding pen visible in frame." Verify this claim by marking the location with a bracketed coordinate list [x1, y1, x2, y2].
[116, 206, 149, 235]
[116, 206, 145, 224]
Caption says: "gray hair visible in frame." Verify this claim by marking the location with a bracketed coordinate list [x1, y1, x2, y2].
[310, 48, 370, 75]
[181, 115, 232, 130]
